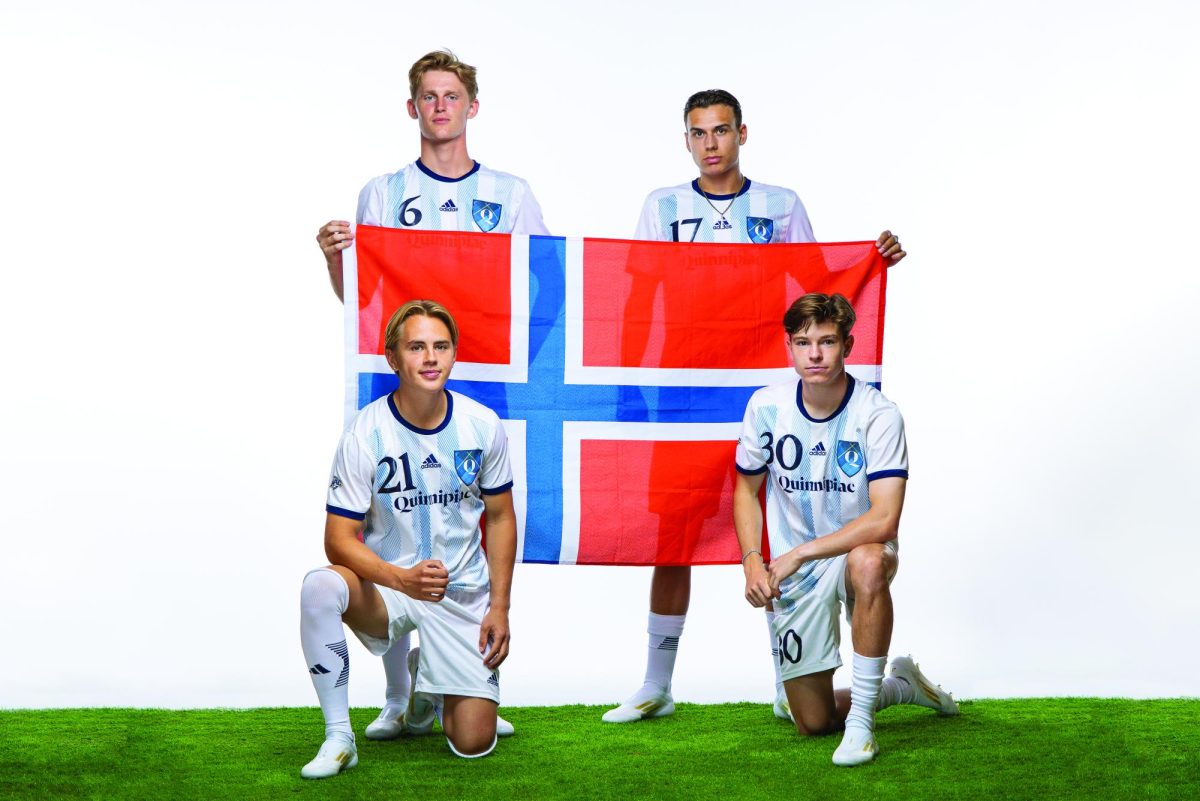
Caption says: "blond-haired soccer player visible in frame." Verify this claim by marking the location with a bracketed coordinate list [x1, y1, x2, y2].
[316, 50, 549, 301]
[315, 50, 536, 738]
[606, 88, 906, 724]
[299, 300, 516, 777]
[733, 293, 957, 766]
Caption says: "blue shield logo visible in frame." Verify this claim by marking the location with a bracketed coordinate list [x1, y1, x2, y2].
[454, 449, 483, 485]
[836, 441, 864, 477]
[746, 217, 773, 244]
[472, 200, 502, 232]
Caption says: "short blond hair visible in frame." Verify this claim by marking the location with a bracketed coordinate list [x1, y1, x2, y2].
[384, 299, 459, 352]
[408, 50, 478, 102]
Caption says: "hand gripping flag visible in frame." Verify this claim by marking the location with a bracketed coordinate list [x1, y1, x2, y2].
[344, 226, 888, 566]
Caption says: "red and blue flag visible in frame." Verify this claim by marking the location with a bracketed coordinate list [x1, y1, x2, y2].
[344, 226, 888, 566]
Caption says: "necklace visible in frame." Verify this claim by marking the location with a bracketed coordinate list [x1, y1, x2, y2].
[699, 175, 745, 220]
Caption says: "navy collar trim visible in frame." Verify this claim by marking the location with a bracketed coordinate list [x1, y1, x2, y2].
[691, 177, 753, 201]
[388, 389, 453, 434]
[416, 159, 480, 183]
[796, 376, 855, 423]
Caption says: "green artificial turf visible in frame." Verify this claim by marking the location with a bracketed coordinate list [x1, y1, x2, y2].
[1, 701, 1197, 800]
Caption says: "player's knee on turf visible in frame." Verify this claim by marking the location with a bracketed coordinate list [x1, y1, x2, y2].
[443, 697, 498, 756]
[847, 544, 891, 596]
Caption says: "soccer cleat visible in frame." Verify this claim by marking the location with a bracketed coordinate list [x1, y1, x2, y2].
[364, 705, 407, 740]
[773, 690, 794, 722]
[832, 725, 878, 766]
[405, 646, 437, 735]
[889, 655, 960, 715]
[300, 735, 358, 779]
[601, 686, 675, 723]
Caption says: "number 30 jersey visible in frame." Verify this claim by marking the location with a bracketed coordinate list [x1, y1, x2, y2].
[634, 179, 815, 243]
[325, 389, 514, 593]
[734, 377, 907, 596]
[356, 160, 549, 235]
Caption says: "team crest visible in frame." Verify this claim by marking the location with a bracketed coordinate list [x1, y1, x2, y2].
[454, 449, 483, 485]
[472, 200, 502, 232]
[836, 441, 864, 477]
[747, 217, 773, 244]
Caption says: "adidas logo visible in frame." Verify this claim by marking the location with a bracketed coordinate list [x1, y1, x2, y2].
[309, 664, 330, 675]
[487, 672, 499, 687]
[809, 442, 827, 456]
[421, 453, 441, 469]
[713, 219, 732, 230]
[439, 199, 458, 212]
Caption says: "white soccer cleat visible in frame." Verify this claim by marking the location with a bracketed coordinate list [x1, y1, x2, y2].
[300, 735, 358, 779]
[773, 690, 794, 722]
[832, 725, 878, 767]
[601, 686, 675, 723]
[889, 655, 960, 715]
[496, 715, 515, 736]
[405, 646, 437, 735]
[364, 705, 407, 740]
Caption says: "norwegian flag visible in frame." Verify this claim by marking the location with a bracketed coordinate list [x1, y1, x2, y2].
[345, 226, 888, 565]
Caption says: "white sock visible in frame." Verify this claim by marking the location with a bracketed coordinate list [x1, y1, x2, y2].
[300, 568, 353, 741]
[641, 612, 685, 694]
[845, 652, 886, 732]
[765, 610, 783, 697]
[379, 632, 412, 710]
[875, 676, 913, 710]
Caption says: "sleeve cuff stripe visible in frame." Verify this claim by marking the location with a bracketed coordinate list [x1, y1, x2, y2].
[481, 480, 514, 496]
[867, 469, 908, 482]
[736, 464, 769, 476]
[326, 504, 366, 520]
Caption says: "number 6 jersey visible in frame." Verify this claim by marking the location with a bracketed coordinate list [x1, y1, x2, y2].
[734, 377, 908, 591]
[326, 389, 514, 593]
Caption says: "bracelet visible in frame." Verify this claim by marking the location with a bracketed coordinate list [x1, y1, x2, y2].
[741, 549, 762, 565]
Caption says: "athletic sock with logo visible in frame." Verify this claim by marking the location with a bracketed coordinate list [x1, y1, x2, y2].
[300, 568, 354, 741]
[641, 612, 685, 695]
[845, 652, 887, 732]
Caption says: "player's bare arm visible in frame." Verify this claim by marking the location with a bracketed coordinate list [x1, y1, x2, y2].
[767, 476, 906, 593]
[875, 230, 906, 263]
[324, 512, 450, 601]
[479, 489, 516, 669]
[317, 220, 354, 302]
[733, 470, 774, 608]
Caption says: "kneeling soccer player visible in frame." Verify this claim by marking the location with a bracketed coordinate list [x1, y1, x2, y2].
[733, 293, 958, 767]
[299, 299, 516, 778]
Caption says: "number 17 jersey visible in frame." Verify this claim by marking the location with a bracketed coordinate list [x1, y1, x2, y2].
[634, 178, 815, 243]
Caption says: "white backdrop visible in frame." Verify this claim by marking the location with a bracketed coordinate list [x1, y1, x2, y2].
[1, 0, 1197, 708]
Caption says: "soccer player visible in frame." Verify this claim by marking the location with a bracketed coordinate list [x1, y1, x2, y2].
[314, 50, 538, 738]
[299, 300, 516, 778]
[605, 88, 906, 724]
[734, 292, 957, 766]
[316, 49, 549, 302]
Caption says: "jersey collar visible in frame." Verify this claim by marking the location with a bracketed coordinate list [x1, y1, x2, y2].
[416, 159, 481, 183]
[796, 376, 855, 423]
[690, 177, 753, 201]
[388, 389, 454, 434]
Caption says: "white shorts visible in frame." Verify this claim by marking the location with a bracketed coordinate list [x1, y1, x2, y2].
[772, 540, 898, 681]
[352, 586, 500, 703]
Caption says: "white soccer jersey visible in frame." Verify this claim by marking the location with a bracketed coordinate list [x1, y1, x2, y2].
[357, 160, 549, 235]
[634, 179, 815, 243]
[326, 389, 513, 593]
[735, 377, 907, 600]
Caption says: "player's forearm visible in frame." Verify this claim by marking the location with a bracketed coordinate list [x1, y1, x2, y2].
[733, 479, 765, 570]
[485, 519, 516, 611]
[790, 505, 899, 564]
[325, 527, 397, 589]
[326, 254, 345, 302]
